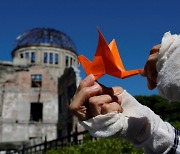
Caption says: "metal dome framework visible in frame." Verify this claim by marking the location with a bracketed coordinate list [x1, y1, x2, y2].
[12, 28, 77, 56]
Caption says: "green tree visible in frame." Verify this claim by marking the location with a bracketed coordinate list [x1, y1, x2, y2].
[135, 95, 180, 128]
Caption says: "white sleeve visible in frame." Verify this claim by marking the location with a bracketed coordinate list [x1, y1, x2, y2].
[165, 129, 180, 154]
[156, 32, 180, 101]
[80, 91, 175, 154]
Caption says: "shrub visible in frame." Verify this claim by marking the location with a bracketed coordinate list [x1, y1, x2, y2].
[47, 138, 144, 154]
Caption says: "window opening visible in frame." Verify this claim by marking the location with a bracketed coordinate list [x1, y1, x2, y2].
[55, 53, 59, 64]
[20, 53, 24, 58]
[25, 52, 30, 59]
[65, 56, 69, 67]
[31, 52, 36, 63]
[49, 53, 53, 64]
[30, 103, 43, 122]
[43, 52, 48, 63]
[31, 74, 42, 87]
[70, 57, 73, 66]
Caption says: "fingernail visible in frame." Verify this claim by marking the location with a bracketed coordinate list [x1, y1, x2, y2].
[84, 74, 94, 82]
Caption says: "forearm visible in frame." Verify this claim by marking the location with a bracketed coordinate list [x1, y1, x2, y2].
[156, 32, 180, 101]
[80, 91, 175, 153]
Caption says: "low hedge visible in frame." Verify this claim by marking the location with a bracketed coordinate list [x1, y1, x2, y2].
[47, 121, 180, 154]
[47, 137, 144, 154]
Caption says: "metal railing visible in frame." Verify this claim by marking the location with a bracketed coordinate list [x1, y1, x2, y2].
[8, 130, 96, 154]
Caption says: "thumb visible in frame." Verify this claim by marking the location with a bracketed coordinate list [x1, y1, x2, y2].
[141, 68, 147, 77]
[77, 74, 95, 92]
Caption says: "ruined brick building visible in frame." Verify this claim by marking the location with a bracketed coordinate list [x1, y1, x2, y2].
[0, 28, 81, 149]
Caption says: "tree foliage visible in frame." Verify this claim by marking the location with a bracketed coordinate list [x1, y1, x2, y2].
[135, 95, 180, 126]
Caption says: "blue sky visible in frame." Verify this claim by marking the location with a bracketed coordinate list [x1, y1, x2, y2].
[0, 0, 180, 96]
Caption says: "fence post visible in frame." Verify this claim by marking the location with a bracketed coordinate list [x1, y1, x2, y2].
[43, 136, 47, 154]
[22, 143, 25, 154]
[73, 126, 78, 145]
[55, 139, 58, 149]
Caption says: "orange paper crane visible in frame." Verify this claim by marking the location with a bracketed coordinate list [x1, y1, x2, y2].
[78, 29, 142, 80]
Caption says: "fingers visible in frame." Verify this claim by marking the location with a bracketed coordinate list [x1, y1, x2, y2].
[141, 45, 160, 89]
[147, 78, 157, 90]
[88, 86, 123, 117]
[101, 102, 123, 115]
[112, 87, 124, 96]
[98, 83, 124, 96]
[149, 44, 161, 54]
[76, 74, 95, 93]
[88, 94, 121, 117]
[69, 74, 124, 120]
[100, 87, 123, 115]
[69, 74, 102, 120]
[69, 83, 102, 120]
[142, 52, 158, 76]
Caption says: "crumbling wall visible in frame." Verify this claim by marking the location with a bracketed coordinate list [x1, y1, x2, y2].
[0, 64, 58, 149]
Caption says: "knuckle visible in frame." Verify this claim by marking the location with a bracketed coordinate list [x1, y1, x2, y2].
[88, 96, 98, 105]
[78, 81, 86, 90]
[68, 103, 76, 112]
[101, 104, 109, 111]
[81, 87, 90, 98]
[115, 86, 123, 92]
[101, 104, 110, 114]
[113, 86, 124, 95]
[150, 44, 160, 54]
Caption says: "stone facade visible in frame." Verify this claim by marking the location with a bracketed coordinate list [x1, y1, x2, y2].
[0, 28, 82, 150]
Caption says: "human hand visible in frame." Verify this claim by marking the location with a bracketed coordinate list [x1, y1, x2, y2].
[69, 74, 123, 121]
[80, 90, 174, 153]
[88, 86, 123, 117]
[141, 44, 161, 89]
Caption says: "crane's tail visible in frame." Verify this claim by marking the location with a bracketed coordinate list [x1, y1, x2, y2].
[121, 69, 142, 79]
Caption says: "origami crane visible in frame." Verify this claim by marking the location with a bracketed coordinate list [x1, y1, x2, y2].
[78, 29, 142, 80]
